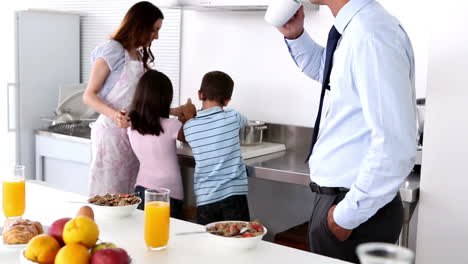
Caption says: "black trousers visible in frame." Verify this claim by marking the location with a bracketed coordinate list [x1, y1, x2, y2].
[308, 191, 403, 263]
[134, 185, 184, 220]
[197, 195, 250, 225]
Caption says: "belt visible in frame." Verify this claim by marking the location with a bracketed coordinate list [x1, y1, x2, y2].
[309, 182, 349, 195]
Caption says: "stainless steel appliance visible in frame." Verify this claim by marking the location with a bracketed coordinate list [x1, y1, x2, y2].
[6, 10, 80, 179]
[240, 120, 268, 145]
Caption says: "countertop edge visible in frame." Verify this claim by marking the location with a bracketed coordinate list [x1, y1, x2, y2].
[36, 130, 91, 144]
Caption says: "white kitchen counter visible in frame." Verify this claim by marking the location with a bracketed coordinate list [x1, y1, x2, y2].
[0, 181, 349, 264]
[35, 130, 288, 160]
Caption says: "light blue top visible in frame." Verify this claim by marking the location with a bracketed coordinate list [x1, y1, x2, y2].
[183, 106, 248, 206]
[285, 0, 417, 229]
[90, 40, 126, 102]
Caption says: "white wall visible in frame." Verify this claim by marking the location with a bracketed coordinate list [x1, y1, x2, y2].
[415, 2, 468, 263]
[180, 6, 333, 127]
[179, 1, 428, 127]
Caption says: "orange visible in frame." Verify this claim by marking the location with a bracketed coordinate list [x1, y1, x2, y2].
[63, 216, 99, 248]
[24, 234, 60, 264]
[54, 243, 90, 264]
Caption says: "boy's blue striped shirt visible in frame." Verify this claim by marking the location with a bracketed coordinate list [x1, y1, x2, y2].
[183, 106, 248, 206]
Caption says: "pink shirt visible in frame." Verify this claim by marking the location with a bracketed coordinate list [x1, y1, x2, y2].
[127, 118, 183, 200]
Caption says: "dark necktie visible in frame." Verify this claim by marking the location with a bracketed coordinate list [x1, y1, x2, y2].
[306, 26, 342, 162]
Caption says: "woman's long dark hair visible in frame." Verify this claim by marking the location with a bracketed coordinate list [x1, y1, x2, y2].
[112, 1, 164, 69]
[129, 70, 173, 136]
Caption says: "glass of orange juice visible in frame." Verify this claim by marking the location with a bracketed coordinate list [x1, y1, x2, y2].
[2, 165, 26, 218]
[144, 188, 170, 250]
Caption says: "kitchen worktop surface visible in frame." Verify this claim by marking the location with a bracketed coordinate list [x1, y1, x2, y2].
[36, 129, 420, 203]
[177, 138, 420, 204]
[36, 129, 91, 144]
[0, 181, 351, 264]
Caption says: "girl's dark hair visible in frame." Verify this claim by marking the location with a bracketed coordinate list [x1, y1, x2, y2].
[129, 70, 173, 136]
[112, 1, 164, 70]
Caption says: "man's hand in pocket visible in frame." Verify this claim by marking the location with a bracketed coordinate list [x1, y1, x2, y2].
[327, 205, 353, 241]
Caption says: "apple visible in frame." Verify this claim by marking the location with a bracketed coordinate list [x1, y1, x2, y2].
[48, 217, 71, 246]
[91, 242, 117, 255]
[90, 248, 131, 264]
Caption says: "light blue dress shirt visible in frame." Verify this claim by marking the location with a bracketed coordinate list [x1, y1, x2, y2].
[285, 0, 417, 229]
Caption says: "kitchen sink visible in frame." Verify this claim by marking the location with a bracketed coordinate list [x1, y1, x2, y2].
[47, 121, 91, 139]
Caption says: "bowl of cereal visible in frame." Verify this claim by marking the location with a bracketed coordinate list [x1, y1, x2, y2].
[87, 193, 141, 219]
[204, 220, 267, 250]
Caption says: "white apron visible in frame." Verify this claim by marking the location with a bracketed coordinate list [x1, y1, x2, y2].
[89, 52, 144, 196]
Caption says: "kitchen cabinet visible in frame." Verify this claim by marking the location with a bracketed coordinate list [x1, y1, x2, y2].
[35, 133, 90, 196]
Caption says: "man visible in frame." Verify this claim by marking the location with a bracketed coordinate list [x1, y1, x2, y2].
[278, 0, 417, 262]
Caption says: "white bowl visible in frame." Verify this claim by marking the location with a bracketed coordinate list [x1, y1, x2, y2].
[204, 221, 267, 251]
[89, 198, 141, 219]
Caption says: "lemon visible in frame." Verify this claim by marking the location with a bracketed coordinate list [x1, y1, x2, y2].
[63, 216, 99, 248]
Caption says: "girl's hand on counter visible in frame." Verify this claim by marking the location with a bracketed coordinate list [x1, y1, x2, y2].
[113, 109, 131, 128]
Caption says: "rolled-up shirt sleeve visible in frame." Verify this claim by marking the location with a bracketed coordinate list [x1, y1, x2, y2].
[333, 31, 417, 229]
[285, 31, 326, 83]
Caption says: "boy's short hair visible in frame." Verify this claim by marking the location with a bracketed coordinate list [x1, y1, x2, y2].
[200, 71, 234, 105]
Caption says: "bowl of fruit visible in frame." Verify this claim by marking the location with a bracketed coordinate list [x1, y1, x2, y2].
[19, 206, 132, 264]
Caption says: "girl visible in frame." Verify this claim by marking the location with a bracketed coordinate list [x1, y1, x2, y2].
[128, 70, 191, 219]
[83, 2, 164, 195]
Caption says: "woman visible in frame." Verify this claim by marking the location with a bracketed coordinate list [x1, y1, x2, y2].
[83, 1, 165, 196]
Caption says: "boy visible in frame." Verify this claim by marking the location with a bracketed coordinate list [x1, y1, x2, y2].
[183, 71, 250, 225]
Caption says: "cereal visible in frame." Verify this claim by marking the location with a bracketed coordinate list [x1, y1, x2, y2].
[207, 220, 264, 238]
[88, 193, 140, 206]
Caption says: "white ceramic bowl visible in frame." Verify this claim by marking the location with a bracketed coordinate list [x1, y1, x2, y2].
[204, 221, 267, 251]
[89, 198, 141, 219]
